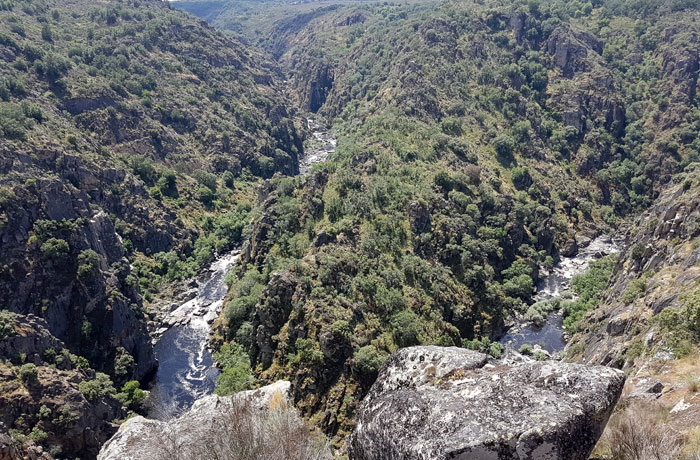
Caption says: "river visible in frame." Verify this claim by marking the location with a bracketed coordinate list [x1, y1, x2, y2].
[299, 118, 336, 175]
[146, 251, 240, 418]
[499, 235, 621, 353]
[147, 118, 336, 417]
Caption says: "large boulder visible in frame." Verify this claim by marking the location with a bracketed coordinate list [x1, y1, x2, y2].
[98, 381, 332, 460]
[348, 346, 625, 460]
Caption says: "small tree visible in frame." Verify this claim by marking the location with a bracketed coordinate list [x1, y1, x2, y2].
[77, 249, 100, 278]
[117, 380, 146, 411]
[222, 171, 234, 188]
[492, 134, 515, 159]
[353, 345, 384, 379]
[0, 310, 16, 340]
[41, 24, 53, 42]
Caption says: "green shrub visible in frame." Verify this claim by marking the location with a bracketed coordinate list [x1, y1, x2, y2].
[130, 156, 157, 183]
[519, 344, 533, 355]
[157, 170, 178, 197]
[353, 345, 385, 378]
[222, 170, 235, 188]
[40, 238, 70, 261]
[511, 166, 532, 190]
[214, 343, 254, 396]
[562, 255, 616, 333]
[524, 301, 554, 326]
[0, 102, 31, 140]
[197, 186, 215, 205]
[38, 405, 51, 419]
[79, 373, 116, 401]
[113, 347, 135, 381]
[390, 310, 421, 347]
[491, 134, 515, 159]
[622, 278, 647, 305]
[37, 52, 71, 81]
[225, 295, 257, 327]
[21, 102, 42, 122]
[0, 310, 16, 340]
[293, 338, 324, 365]
[331, 320, 352, 340]
[488, 342, 504, 358]
[235, 322, 253, 349]
[77, 249, 100, 278]
[630, 243, 645, 261]
[192, 169, 218, 191]
[534, 350, 548, 361]
[28, 427, 48, 443]
[116, 380, 146, 411]
[19, 363, 38, 384]
[41, 24, 53, 42]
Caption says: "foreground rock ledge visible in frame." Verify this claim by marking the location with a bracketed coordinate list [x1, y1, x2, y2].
[348, 346, 625, 460]
[98, 381, 332, 460]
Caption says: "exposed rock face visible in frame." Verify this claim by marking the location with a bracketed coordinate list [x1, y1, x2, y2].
[98, 381, 331, 460]
[348, 346, 625, 460]
[251, 271, 300, 369]
[309, 65, 334, 113]
[0, 314, 126, 460]
[0, 178, 156, 381]
[547, 26, 602, 77]
[573, 169, 700, 369]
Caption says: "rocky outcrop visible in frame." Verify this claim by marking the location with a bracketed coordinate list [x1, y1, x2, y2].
[250, 271, 300, 369]
[309, 65, 334, 113]
[0, 180, 156, 381]
[348, 346, 625, 460]
[546, 26, 602, 78]
[98, 381, 332, 460]
[573, 169, 700, 369]
[0, 314, 126, 460]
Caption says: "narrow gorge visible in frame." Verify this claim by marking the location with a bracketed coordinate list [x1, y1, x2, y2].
[3, 0, 700, 458]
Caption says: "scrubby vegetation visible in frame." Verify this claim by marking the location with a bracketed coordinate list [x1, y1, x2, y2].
[4, 0, 700, 456]
[184, 0, 700, 447]
[149, 396, 330, 460]
[563, 255, 617, 333]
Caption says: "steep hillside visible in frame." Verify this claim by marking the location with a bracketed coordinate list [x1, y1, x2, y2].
[0, 0, 303, 457]
[188, 0, 700, 448]
[569, 166, 700, 458]
[571, 166, 700, 368]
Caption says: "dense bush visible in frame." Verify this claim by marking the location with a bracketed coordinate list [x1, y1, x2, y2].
[390, 310, 421, 347]
[19, 363, 38, 384]
[491, 134, 515, 159]
[353, 345, 385, 379]
[40, 238, 70, 261]
[562, 255, 616, 333]
[77, 249, 100, 278]
[0, 310, 16, 340]
[116, 380, 146, 411]
[79, 373, 116, 401]
[622, 278, 647, 305]
[213, 343, 254, 396]
[0, 102, 32, 139]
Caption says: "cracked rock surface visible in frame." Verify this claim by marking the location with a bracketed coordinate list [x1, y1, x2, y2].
[348, 346, 625, 460]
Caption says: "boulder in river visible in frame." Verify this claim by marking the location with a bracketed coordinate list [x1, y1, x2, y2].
[348, 346, 625, 460]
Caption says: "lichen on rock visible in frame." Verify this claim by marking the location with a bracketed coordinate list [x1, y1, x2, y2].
[348, 346, 625, 460]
